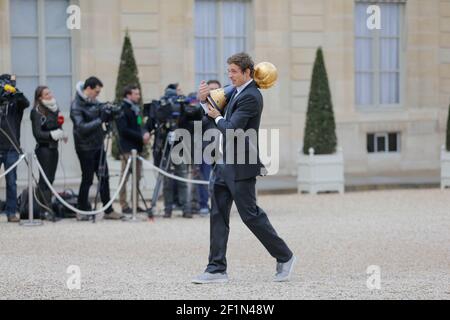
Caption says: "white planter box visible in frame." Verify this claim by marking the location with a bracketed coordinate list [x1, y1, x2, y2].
[440, 145, 450, 189]
[297, 147, 345, 194]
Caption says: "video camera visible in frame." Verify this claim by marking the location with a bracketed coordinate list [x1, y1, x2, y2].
[99, 102, 123, 123]
[144, 93, 203, 131]
[0, 74, 20, 117]
[0, 74, 18, 103]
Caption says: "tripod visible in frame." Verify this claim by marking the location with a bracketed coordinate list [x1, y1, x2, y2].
[92, 120, 150, 222]
[147, 129, 178, 217]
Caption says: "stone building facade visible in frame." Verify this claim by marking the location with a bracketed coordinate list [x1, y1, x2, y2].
[0, 0, 448, 187]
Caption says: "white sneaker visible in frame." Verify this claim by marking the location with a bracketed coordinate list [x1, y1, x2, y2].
[274, 256, 297, 282]
[192, 272, 229, 284]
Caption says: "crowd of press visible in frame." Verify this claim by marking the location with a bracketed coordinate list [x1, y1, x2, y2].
[0, 73, 222, 223]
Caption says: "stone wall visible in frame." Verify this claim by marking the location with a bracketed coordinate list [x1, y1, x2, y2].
[0, 0, 449, 184]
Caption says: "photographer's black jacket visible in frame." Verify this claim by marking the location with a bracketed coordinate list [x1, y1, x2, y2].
[30, 106, 60, 149]
[0, 92, 30, 152]
[117, 99, 144, 154]
[70, 82, 104, 152]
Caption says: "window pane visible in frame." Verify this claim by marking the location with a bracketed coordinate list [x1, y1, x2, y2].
[195, 0, 248, 86]
[11, 38, 39, 75]
[380, 38, 399, 71]
[355, 3, 372, 37]
[223, 37, 246, 85]
[46, 38, 72, 75]
[355, 3, 374, 106]
[195, 38, 218, 85]
[380, 73, 399, 104]
[367, 134, 375, 153]
[356, 73, 373, 105]
[355, 37, 373, 105]
[222, 1, 247, 85]
[223, 38, 246, 59]
[45, 0, 70, 35]
[380, 3, 400, 37]
[195, 0, 217, 37]
[195, 0, 218, 86]
[376, 136, 386, 152]
[356, 2, 403, 107]
[355, 38, 373, 71]
[379, 3, 400, 105]
[47, 76, 72, 111]
[15, 76, 39, 105]
[10, 0, 73, 107]
[388, 133, 399, 152]
[222, 1, 246, 37]
[10, 0, 38, 35]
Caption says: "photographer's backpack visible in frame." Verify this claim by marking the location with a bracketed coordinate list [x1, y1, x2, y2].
[18, 188, 41, 220]
[52, 189, 78, 219]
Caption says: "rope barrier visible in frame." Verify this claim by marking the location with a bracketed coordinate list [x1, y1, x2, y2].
[4, 150, 208, 218]
[34, 155, 132, 216]
[0, 154, 26, 179]
[139, 156, 210, 185]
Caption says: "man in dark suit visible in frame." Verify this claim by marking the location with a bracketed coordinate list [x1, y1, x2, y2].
[116, 85, 150, 214]
[192, 53, 296, 284]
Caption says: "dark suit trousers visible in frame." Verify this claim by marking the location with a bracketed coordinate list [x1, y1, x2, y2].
[206, 164, 293, 274]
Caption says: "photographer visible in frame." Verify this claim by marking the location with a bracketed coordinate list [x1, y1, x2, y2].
[31, 86, 68, 220]
[70, 77, 122, 221]
[116, 85, 150, 214]
[0, 74, 29, 223]
[152, 84, 192, 219]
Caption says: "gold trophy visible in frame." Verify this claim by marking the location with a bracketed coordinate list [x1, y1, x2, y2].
[207, 62, 278, 112]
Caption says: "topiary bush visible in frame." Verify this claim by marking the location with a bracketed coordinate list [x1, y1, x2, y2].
[303, 47, 337, 155]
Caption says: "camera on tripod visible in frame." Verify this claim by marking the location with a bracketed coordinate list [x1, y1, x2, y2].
[99, 102, 122, 124]
[144, 94, 203, 131]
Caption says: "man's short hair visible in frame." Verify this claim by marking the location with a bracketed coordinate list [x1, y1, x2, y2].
[227, 52, 255, 78]
[207, 80, 222, 87]
[123, 84, 139, 98]
[166, 83, 179, 91]
[84, 76, 103, 90]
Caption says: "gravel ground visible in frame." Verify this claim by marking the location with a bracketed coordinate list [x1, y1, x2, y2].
[0, 189, 449, 300]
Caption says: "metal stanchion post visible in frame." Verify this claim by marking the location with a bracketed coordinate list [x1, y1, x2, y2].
[124, 149, 141, 222]
[132, 149, 137, 221]
[20, 153, 42, 227]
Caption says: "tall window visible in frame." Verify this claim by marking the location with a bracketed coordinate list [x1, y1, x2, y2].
[195, 0, 250, 86]
[10, 0, 73, 110]
[355, 1, 404, 107]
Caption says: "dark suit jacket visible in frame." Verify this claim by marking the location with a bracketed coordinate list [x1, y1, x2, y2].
[116, 99, 144, 154]
[212, 80, 266, 181]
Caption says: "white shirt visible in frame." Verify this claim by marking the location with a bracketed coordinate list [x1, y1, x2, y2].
[204, 78, 253, 157]
[200, 78, 254, 122]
